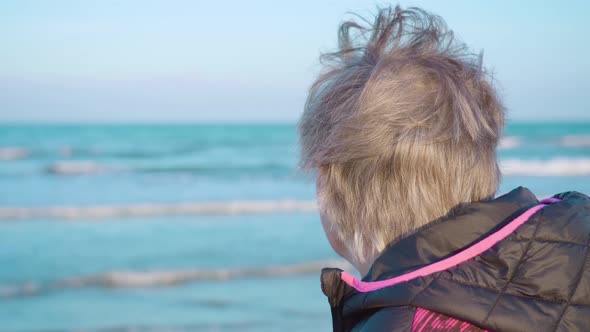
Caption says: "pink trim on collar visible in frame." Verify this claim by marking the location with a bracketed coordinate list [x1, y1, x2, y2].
[341, 198, 561, 293]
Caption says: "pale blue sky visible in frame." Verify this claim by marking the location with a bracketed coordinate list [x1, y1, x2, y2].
[1, 0, 588, 123]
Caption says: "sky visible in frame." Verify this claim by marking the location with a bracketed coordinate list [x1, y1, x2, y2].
[0, 0, 589, 123]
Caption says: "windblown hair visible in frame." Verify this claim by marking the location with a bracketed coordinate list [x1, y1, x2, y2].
[299, 6, 505, 266]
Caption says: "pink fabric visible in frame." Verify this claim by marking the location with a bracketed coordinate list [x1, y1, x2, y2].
[540, 197, 561, 204]
[341, 199, 560, 293]
[412, 307, 487, 332]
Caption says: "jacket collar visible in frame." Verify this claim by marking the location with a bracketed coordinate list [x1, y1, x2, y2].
[362, 186, 539, 282]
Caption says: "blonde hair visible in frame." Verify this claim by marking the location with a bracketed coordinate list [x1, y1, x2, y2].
[298, 6, 505, 266]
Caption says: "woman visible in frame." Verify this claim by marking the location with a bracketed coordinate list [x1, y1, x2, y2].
[299, 5, 590, 332]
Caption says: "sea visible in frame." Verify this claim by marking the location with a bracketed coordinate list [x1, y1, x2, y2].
[1, 123, 589, 332]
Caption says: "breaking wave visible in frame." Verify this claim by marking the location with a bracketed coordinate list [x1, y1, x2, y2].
[46, 161, 114, 175]
[0, 200, 318, 220]
[44, 161, 292, 176]
[560, 135, 590, 148]
[135, 163, 291, 176]
[0, 259, 351, 299]
[501, 158, 590, 176]
[0, 147, 30, 160]
[498, 136, 521, 150]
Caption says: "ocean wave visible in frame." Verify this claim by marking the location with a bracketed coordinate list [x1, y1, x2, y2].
[498, 136, 521, 150]
[501, 158, 590, 176]
[0, 146, 204, 162]
[10, 322, 270, 332]
[0, 200, 318, 220]
[56, 146, 227, 160]
[0, 259, 351, 299]
[0, 147, 30, 160]
[44, 161, 293, 176]
[560, 135, 590, 147]
[46, 161, 114, 175]
[135, 163, 291, 175]
[0, 143, 288, 162]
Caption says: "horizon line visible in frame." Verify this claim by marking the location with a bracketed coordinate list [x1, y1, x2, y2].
[1, 118, 590, 126]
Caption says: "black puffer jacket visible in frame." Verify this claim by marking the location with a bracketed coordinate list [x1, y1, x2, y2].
[321, 187, 590, 331]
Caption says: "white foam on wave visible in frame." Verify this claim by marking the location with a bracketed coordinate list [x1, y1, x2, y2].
[0, 147, 30, 160]
[46, 161, 111, 175]
[498, 136, 521, 150]
[501, 158, 590, 176]
[0, 259, 351, 298]
[0, 200, 318, 220]
[560, 135, 590, 147]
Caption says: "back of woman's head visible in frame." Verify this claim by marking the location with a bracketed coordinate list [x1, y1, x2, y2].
[299, 5, 505, 266]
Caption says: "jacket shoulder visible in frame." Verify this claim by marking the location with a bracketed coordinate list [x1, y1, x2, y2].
[538, 191, 590, 244]
[553, 191, 590, 205]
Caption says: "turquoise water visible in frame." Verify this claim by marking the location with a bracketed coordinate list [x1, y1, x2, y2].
[1, 123, 589, 331]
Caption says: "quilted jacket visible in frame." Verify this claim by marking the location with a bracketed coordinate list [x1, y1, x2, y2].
[321, 187, 590, 331]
